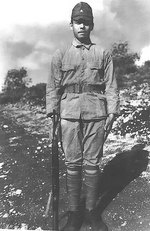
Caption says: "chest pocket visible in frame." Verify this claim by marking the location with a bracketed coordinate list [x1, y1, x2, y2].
[61, 63, 76, 84]
[90, 61, 104, 80]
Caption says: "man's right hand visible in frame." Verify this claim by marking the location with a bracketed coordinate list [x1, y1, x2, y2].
[48, 112, 60, 140]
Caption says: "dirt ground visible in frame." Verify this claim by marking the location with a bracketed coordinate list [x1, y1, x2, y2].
[0, 103, 150, 231]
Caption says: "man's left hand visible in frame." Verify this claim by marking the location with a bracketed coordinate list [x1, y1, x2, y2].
[104, 113, 115, 141]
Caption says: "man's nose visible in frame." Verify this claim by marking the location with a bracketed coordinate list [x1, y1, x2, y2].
[80, 23, 85, 28]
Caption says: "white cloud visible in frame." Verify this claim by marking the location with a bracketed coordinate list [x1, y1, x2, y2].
[136, 46, 150, 66]
[0, 0, 103, 27]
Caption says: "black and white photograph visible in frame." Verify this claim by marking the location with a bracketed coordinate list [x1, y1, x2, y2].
[0, 0, 150, 230]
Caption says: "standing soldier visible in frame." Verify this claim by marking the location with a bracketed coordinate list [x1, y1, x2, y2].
[46, 2, 120, 231]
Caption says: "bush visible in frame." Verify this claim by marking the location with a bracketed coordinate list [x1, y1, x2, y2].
[0, 93, 12, 104]
[112, 84, 150, 142]
[24, 83, 46, 106]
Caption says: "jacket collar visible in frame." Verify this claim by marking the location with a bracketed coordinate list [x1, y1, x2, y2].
[72, 38, 95, 50]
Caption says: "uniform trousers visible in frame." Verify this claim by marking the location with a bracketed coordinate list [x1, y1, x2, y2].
[61, 118, 105, 168]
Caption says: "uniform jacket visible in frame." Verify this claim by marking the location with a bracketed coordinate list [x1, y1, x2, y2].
[46, 39, 120, 120]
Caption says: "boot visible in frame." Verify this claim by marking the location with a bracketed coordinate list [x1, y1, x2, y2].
[84, 167, 108, 230]
[84, 167, 100, 210]
[62, 210, 83, 231]
[62, 166, 83, 231]
[85, 208, 108, 231]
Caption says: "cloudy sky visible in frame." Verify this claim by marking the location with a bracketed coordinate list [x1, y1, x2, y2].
[0, 0, 150, 91]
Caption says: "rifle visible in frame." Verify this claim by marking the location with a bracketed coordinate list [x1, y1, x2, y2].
[44, 110, 59, 230]
[51, 110, 59, 230]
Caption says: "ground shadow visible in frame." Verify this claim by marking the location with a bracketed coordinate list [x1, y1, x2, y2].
[96, 144, 149, 214]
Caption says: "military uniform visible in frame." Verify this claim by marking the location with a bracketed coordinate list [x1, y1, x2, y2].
[46, 38, 119, 167]
[46, 2, 120, 231]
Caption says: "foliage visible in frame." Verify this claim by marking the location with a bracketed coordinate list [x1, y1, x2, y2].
[2, 67, 31, 104]
[24, 83, 46, 106]
[111, 41, 140, 88]
[112, 83, 150, 143]
[135, 60, 150, 86]
[0, 93, 12, 105]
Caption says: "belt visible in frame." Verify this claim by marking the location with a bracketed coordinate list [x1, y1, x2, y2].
[63, 84, 105, 94]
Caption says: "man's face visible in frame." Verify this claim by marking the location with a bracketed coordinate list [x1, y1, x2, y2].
[71, 19, 93, 43]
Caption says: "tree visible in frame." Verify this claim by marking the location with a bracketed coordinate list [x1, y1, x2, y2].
[111, 41, 140, 88]
[24, 83, 46, 105]
[2, 67, 31, 103]
[131, 60, 150, 87]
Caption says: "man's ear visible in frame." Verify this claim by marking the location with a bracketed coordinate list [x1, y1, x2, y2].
[70, 23, 73, 30]
[90, 23, 94, 31]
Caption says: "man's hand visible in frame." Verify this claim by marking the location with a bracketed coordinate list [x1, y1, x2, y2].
[104, 113, 115, 141]
[47, 112, 59, 118]
[47, 112, 60, 141]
